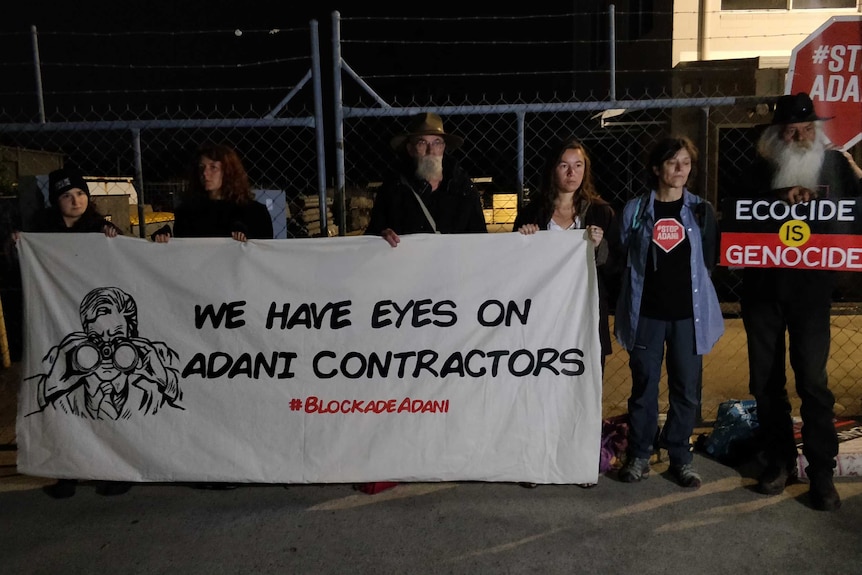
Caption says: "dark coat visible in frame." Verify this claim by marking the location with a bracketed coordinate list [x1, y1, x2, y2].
[30, 207, 119, 234]
[739, 149, 862, 304]
[512, 197, 618, 357]
[365, 155, 487, 236]
[172, 198, 274, 239]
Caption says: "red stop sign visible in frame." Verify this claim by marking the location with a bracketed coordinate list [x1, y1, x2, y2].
[652, 218, 685, 253]
[787, 16, 862, 150]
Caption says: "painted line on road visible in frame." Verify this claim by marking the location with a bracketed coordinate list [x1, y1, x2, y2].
[446, 527, 569, 562]
[0, 473, 52, 493]
[307, 482, 458, 510]
[598, 476, 754, 519]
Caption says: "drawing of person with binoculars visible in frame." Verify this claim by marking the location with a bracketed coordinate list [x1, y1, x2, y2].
[27, 286, 183, 420]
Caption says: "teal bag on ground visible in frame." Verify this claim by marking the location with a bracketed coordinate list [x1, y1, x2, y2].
[700, 399, 758, 464]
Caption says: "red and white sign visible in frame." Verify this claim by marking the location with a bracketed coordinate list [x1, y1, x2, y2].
[652, 218, 685, 253]
[787, 16, 862, 150]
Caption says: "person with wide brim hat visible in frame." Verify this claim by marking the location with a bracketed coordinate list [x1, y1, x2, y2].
[389, 112, 464, 151]
[735, 90, 862, 513]
[770, 92, 834, 125]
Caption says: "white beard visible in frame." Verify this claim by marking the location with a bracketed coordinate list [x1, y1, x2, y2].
[415, 155, 443, 182]
[771, 142, 825, 191]
[759, 126, 827, 191]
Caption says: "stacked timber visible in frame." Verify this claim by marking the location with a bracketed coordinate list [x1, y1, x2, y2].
[294, 194, 337, 238]
[346, 186, 375, 235]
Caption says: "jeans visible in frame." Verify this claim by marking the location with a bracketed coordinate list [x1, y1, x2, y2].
[742, 299, 837, 477]
[627, 316, 701, 466]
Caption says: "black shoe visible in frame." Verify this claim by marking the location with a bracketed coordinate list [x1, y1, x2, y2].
[756, 463, 796, 495]
[43, 479, 77, 499]
[195, 483, 239, 490]
[95, 481, 132, 496]
[518, 482, 538, 489]
[809, 475, 841, 511]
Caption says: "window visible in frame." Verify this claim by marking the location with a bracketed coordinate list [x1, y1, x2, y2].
[722, 0, 855, 8]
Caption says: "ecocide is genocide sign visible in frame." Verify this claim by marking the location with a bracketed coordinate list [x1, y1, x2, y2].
[16, 232, 603, 485]
[720, 197, 862, 271]
[787, 16, 862, 150]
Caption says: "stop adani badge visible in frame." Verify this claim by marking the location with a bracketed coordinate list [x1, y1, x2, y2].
[787, 16, 862, 150]
[653, 218, 685, 252]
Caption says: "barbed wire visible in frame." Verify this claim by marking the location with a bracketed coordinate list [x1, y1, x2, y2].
[0, 7, 851, 113]
[35, 57, 309, 70]
[0, 27, 308, 37]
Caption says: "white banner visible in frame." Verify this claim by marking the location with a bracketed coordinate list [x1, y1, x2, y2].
[17, 231, 602, 484]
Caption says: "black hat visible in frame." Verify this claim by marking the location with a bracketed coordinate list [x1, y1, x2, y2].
[771, 93, 833, 125]
[390, 112, 464, 151]
[48, 167, 89, 206]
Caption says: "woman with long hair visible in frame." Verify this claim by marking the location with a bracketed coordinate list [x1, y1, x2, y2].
[154, 142, 273, 242]
[514, 137, 617, 368]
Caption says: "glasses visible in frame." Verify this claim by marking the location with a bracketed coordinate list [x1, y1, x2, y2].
[411, 139, 445, 151]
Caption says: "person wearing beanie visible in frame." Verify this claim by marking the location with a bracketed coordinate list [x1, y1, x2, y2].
[15, 166, 122, 499]
[30, 167, 120, 236]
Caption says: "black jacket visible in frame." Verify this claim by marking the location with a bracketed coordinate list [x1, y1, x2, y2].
[739, 149, 862, 304]
[172, 198, 274, 239]
[365, 155, 487, 236]
[30, 208, 119, 234]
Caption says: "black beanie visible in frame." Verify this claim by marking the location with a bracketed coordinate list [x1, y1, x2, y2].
[48, 168, 89, 206]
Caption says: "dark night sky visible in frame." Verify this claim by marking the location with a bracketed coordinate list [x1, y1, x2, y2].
[2, 2, 593, 110]
[3, 2, 571, 33]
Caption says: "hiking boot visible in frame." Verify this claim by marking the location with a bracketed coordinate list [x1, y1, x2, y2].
[670, 463, 702, 489]
[756, 463, 797, 495]
[809, 475, 841, 512]
[619, 457, 650, 483]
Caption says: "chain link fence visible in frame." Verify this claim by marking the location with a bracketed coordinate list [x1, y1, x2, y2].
[6, 96, 857, 422]
[2, 12, 861, 422]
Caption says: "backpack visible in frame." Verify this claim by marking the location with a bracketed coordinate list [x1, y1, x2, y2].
[599, 414, 630, 473]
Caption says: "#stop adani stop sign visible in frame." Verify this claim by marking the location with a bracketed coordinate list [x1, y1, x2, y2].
[787, 16, 862, 150]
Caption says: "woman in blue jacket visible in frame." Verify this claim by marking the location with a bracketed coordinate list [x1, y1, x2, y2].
[614, 136, 723, 489]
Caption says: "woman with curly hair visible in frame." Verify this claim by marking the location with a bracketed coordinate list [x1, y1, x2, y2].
[154, 143, 273, 242]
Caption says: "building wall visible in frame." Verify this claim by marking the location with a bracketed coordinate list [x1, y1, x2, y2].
[673, 0, 861, 67]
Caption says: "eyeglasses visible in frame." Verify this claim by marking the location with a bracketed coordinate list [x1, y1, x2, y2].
[411, 139, 445, 151]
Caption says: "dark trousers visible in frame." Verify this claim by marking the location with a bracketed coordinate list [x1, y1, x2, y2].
[741, 299, 837, 477]
[627, 316, 701, 466]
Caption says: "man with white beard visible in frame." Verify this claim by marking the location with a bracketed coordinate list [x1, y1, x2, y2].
[359, 112, 486, 495]
[365, 112, 487, 248]
[740, 93, 862, 511]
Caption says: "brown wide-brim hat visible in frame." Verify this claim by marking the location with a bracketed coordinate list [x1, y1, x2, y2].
[389, 112, 464, 151]
[771, 92, 833, 125]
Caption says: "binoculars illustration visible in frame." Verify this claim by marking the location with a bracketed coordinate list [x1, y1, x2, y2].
[72, 334, 140, 375]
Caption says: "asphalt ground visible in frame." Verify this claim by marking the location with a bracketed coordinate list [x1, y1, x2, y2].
[1, 363, 861, 574]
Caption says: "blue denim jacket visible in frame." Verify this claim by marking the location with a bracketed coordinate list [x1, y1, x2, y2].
[614, 189, 724, 354]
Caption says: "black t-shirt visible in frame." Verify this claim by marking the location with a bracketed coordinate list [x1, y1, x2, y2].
[640, 197, 693, 320]
[173, 198, 274, 239]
